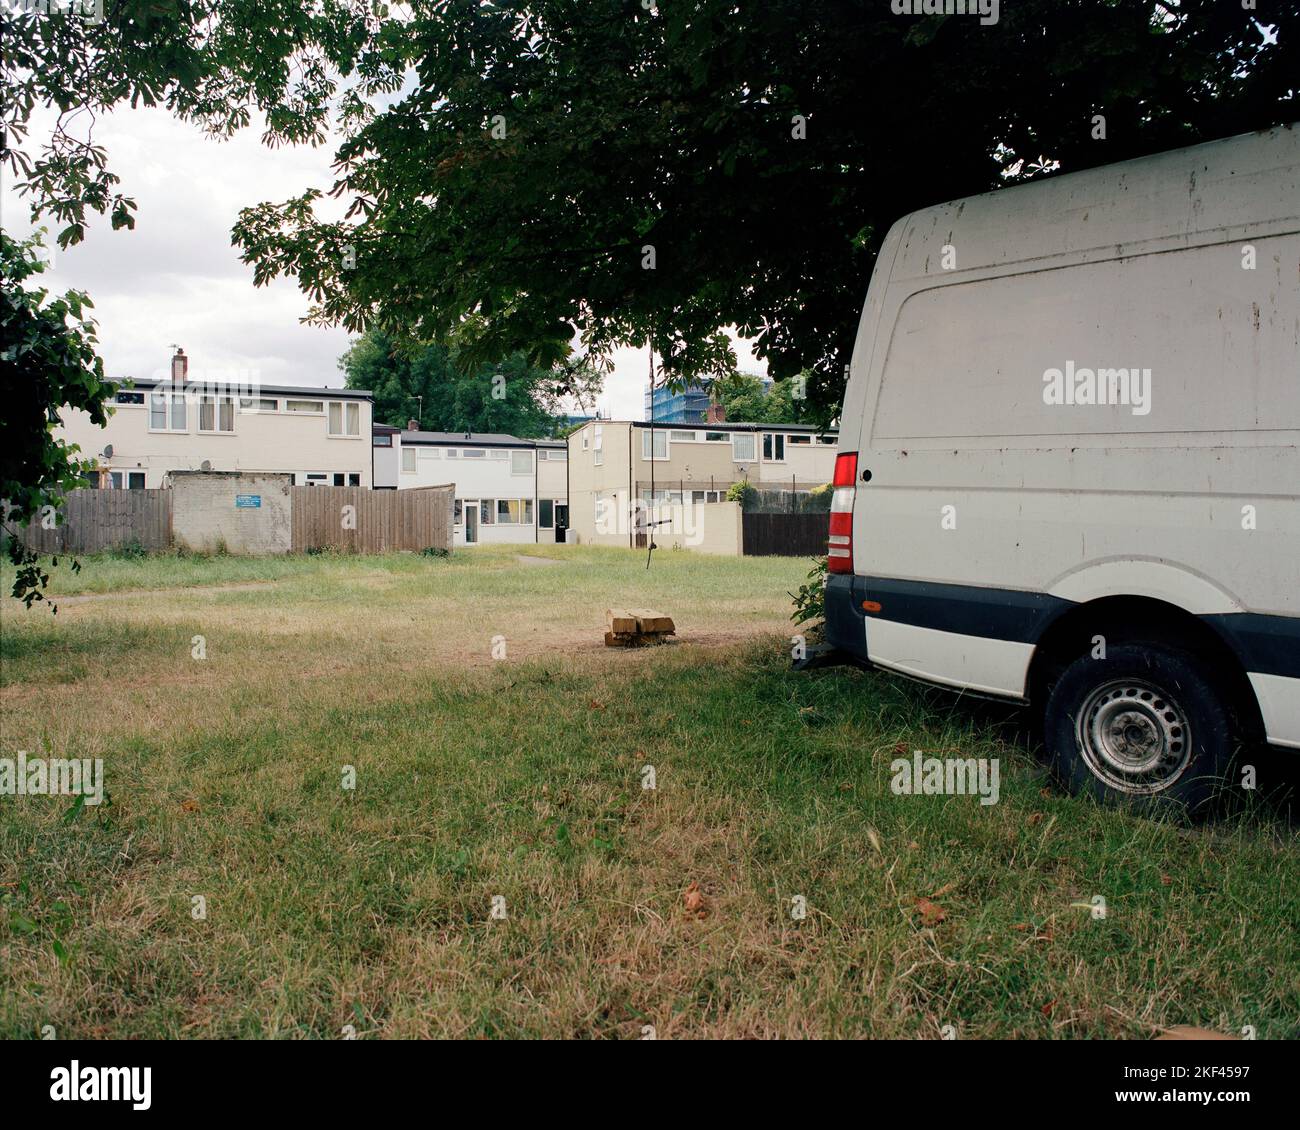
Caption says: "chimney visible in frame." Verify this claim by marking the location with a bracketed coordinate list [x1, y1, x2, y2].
[406, 418, 419, 431]
[706, 400, 726, 424]
[171, 347, 188, 384]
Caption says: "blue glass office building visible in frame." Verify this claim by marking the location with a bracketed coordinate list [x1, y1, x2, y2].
[644, 382, 713, 424]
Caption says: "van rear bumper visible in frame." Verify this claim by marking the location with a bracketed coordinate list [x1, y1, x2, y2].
[824, 574, 871, 662]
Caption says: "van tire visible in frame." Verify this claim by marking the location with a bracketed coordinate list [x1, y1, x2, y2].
[1043, 643, 1236, 813]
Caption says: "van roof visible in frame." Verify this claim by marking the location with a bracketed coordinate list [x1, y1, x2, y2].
[887, 125, 1300, 281]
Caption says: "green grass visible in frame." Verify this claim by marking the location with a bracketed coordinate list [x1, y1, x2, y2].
[1, 546, 1296, 1038]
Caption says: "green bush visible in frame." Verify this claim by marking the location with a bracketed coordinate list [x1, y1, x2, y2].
[789, 556, 827, 626]
[107, 538, 147, 560]
[726, 481, 758, 511]
[806, 483, 833, 511]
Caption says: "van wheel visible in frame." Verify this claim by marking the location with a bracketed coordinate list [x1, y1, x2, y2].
[1043, 644, 1235, 812]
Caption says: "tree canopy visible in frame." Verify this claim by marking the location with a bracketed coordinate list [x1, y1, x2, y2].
[713, 372, 810, 426]
[231, 0, 1300, 419]
[0, 230, 110, 606]
[5, 1, 1298, 434]
[339, 328, 602, 436]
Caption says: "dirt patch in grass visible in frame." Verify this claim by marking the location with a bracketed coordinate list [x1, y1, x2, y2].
[53, 581, 280, 605]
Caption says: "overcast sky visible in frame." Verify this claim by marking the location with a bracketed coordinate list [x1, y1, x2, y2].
[4, 105, 766, 421]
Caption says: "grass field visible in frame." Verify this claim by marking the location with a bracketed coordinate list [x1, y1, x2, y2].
[2, 545, 1297, 1039]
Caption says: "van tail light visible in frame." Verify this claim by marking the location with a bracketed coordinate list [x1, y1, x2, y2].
[828, 452, 856, 574]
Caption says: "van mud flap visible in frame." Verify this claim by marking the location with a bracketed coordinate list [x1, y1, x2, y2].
[791, 642, 862, 672]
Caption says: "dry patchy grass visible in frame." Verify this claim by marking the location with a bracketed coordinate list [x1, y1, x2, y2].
[1, 547, 1297, 1039]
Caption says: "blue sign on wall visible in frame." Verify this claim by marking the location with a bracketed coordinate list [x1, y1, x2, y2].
[235, 495, 262, 509]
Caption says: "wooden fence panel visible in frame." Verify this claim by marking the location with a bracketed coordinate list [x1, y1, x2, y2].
[13, 489, 171, 554]
[741, 512, 829, 557]
[290, 485, 453, 553]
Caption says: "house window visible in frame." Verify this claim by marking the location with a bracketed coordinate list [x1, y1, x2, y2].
[304, 473, 328, 485]
[691, 490, 706, 504]
[670, 430, 697, 442]
[705, 431, 729, 442]
[511, 450, 533, 475]
[479, 500, 494, 525]
[497, 499, 519, 524]
[593, 425, 603, 466]
[545, 448, 567, 461]
[539, 499, 554, 528]
[199, 396, 234, 433]
[286, 399, 324, 414]
[762, 433, 785, 462]
[128, 472, 145, 490]
[463, 449, 485, 459]
[582, 433, 589, 450]
[327, 401, 360, 436]
[402, 448, 417, 472]
[150, 391, 187, 431]
[333, 473, 345, 486]
[642, 430, 667, 461]
[425, 447, 441, 458]
[453, 499, 463, 525]
[115, 390, 145, 405]
[240, 397, 278, 412]
[788, 434, 811, 445]
[489, 449, 508, 460]
[817, 435, 837, 444]
[373, 434, 393, 447]
[446, 449, 459, 458]
[732, 432, 756, 461]
[349, 473, 360, 486]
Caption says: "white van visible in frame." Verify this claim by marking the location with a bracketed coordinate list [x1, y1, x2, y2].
[825, 126, 1300, 809]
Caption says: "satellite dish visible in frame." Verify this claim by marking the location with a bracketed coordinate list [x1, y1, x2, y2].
[102, 444, 114, 459]
[201, 460, 212, 472]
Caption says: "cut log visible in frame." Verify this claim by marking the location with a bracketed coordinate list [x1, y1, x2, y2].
[606, 607, 638, 635]
[629, 608, 675, 634]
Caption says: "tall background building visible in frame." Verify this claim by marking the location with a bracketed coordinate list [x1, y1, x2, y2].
[644, 378, 772, 423]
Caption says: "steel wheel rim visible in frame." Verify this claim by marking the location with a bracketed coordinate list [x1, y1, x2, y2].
[1075, 678, 1192, 795]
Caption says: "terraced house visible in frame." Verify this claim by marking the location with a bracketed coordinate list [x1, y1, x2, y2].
[566, 419, 838, 547]
[394, 424, 569, 546]
[56, 349, 375, 489]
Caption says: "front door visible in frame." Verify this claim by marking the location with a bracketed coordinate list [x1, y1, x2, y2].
[465, 500, 478, 544]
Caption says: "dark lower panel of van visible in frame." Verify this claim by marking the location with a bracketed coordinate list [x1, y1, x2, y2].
[824, 574, 1070, 662]
[1203, 613, 1300, 679]
[824, 574, 1300, 680]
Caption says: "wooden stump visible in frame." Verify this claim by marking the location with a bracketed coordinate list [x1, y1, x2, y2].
[605, 607, 676, 647]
